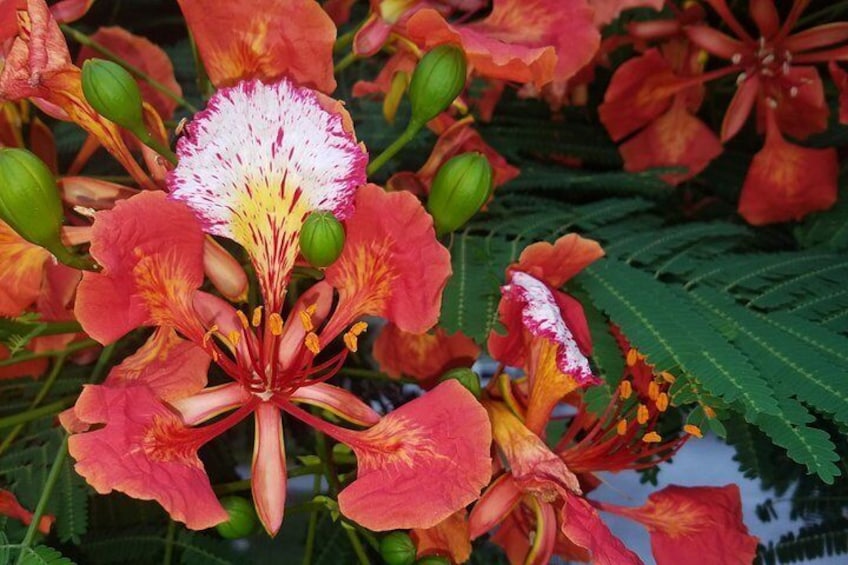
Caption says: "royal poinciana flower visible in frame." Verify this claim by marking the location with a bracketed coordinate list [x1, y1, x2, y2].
[63, 79, 492, 535]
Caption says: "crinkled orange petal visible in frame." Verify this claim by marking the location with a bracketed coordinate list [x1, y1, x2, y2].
[412, 510, 473, 563]
[373, 323, 480, 388]
[515, 233, 604, 289]
[619, 99, 723, 185]
[325, 184, 451, 336]
[177, 0, 336, 93]
[76, 26, 182, 119]
[738, 117, 838, 225]
[0, 488, 53, 534]
[336, 380, 492, 530]
[0, 220, 49, 317]
[68, 383, 228, 530]
[75, 192, 206, 344]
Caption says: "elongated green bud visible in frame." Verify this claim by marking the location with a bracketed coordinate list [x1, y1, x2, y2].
[438, 367, 481, 399]
[300, 211, 345, 268]
[0, 148, 65, 247]
[408, 45, 467, 126]
[427, 152, 492, 236]
[216, 496, 258, 539]
[81, 59, 146, 134]
[380, 531, 416, 565]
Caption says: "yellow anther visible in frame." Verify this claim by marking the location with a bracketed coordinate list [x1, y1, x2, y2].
[626, 348, 639, 367]
[305, 332, 320, 355]
[305, 304, 317, 316]
[616, 419, 628, 436]
[703, 405, 716, 419]
[648, 381, 660, 401]
[656, 392, 669, 412]
[269, 313, 283, 336]
[252, 306, 263, 327]
[637, 403, 650, 425]
[202, 325, 219, 347]
[350, 321, 368, 336]
[619, 380, 632, 400]
[236, 310, 250, 329]
[344, 332, 359, 353]
[227, 330, 241, 347]
[299, 310, 314, 332]
[660, 371, 676, 384]
[642, 431, 662, 443]
[684, 424, 704, 438]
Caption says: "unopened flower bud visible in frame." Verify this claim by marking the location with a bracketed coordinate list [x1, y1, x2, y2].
[299, 211, 345, 268]
[0, 148, 65, 251]
[408, 45, 467, 126]
[215, 496, 258, 539]
[81, 59, 145, 134]
[380, 531, 416, 565]
[427, 152, 492, 236]
[438, 367, 481, 399]
[416, 557, 450, 565]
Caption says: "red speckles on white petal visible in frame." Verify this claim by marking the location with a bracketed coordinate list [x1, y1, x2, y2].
[503, 271, 593, 383]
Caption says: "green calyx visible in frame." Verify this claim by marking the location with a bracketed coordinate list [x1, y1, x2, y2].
[215, 496, 258, 539]
[380, 531, 417, 565]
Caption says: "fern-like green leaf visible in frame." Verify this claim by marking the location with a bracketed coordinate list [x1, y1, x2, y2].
[17, 546, 76, 565]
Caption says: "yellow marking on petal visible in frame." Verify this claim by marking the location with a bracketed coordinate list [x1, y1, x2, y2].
[269, 313, 283, 336]
[616, 419, 628, 435]
[660, 371, 676, 384]
[637, 404, 649, 425]
[305, 332, 320, 355]
[684, 424, 703, 438]
[252, 306, 263, 327]
[227, 330, 241, 347]
[703, 405, 716, 419]
[619, 380, 632, 400]
[299, 311, 314, 332]
[642, 431, 662, 443]
[626, 348, 639, 366]
[656, 392, 669, 412]
[236, 310, 250, 329]
[648, 381, 660, 401]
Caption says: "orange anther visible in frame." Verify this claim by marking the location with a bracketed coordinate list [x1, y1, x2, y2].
[684, 424, 704, 438]
[656, 392, 669, 412]
[236, 310, 250, 329]
[350, 321, 368, 336]
[251, 306, 263, 327]
[660, 371, 676, 384]
[305, 332, 320, 354]
[619, 380, 633, 400]
[299, 310, 314, 332]
[344, 332, 359, 353]
[616, 419, 628, 435]
[703, 405, 716, 419]
[626, 349, 639, 367]
[648, 381, 660, 401]
[637, 403, 649, 425]
[642, 431, 662, 443]
[269, 313, 283, 336]
[227, 330, 241, 347]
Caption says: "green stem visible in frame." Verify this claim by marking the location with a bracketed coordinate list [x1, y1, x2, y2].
[61, 25, 199, 113]
[133, 126, 178, 166]
[16, 435, 69, 564]
[301, 473, 323, 565]
[333, 51, 359, 74]
[0, 356, 67, 454]
[333, 30, 356, 54]
[162, 520, 176, 565]
[366, 121, 422, 177]
[48, 243, 100, 272]
[0, 338, 98, 367]
[0, 397, 76, 430]
[344, 527, 371, 565]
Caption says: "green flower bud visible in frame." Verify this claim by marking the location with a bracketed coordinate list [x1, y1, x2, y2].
[81, 59, 145, 133]
[438, 367, 481, 399]
[427, 152, 493, 236]
[299, 211, 345, 268]
[215, 496, 258, 539]
[415, 557, 450, 565]
[408, 45, 467, 126]
[0, 148, 65, 250]
[380, 531, 416, 565]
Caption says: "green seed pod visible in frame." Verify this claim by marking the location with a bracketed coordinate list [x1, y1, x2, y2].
[380, 531, 417, 565]
[427, 152, 493, 236]
[81, 59, 145, 133]
[415, 557, 450, 565]
[408, 45, 467, 126]
[0, 148, 65, 250]
[215, 496, 258, 539]
[299, 211, 346, 268]
[438, 367, 481, 399]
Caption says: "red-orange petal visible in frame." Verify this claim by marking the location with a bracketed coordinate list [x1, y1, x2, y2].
[412, 510, 473, 563]
[325, 184, 451, 336]
[830, 62, 848, 125]
[252, 403, 287, 536]
[0, 488, 53, 534]
[177, 0, 336, 92]
[0, 220, 49, 317]
[337, 380, 492, 530]
[590, 0, 664, 26]
[561, 495, 642, 565]
[68, 383, 228, 530]
[75, 191, 206, 344]
[515, 233, 604, 289]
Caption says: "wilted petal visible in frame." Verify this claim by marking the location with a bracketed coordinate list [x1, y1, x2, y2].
[324, 184, 451, 335]
[333, 380, 492, 530]
[68, 384, 228, 529]
[412, 510, 473, 563]
[169, 79, 366, 312]
[177, 0, 336, 92]
[75, 191, 206, 343]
